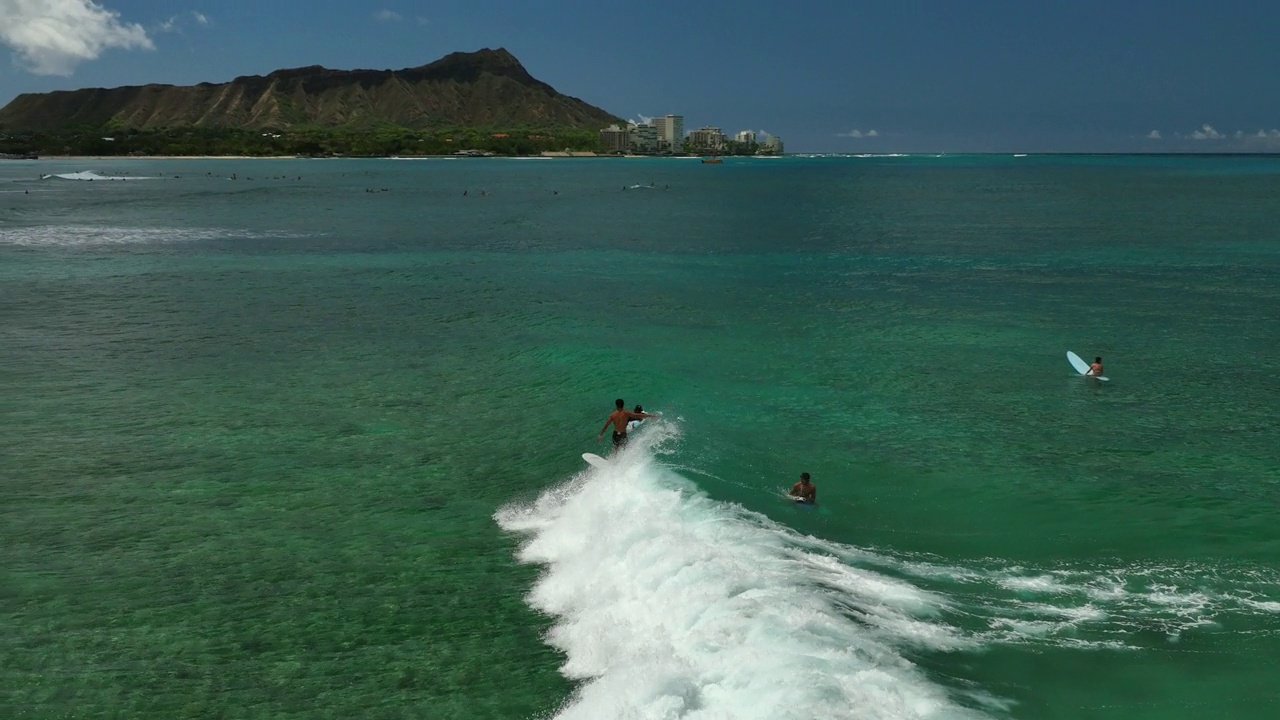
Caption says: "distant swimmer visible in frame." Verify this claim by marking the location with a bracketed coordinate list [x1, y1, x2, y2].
[1088, 357, 1104, 376]
[788, 473, 817, 504]
[598, 398, 656, 450]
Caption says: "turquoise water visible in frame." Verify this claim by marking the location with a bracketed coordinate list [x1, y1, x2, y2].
[3, 155, 1280, 719]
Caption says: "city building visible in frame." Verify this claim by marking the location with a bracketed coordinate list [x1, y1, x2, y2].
[599, 124, 630, 154]
[604, 115, 781, 156]
[689, 126, 728, 151]
[628, 122, 659, 153]
[652, 114, 684, 154]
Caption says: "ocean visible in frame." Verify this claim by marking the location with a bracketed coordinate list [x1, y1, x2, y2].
[3, 154, 1279, 719]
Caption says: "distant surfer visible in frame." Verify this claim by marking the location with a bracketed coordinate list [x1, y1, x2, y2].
[788, 473, 817, 504]
[1088, 357, 1104, 377]
[598, 399, 656, 450]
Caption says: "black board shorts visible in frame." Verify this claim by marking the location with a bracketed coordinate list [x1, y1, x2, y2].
[612, 431, 627, 447]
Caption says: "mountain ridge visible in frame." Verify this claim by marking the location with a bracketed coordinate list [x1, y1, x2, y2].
[0, 48, 620, 131]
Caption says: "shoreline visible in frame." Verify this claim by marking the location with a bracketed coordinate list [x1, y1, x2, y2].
[18, 153, 777, 161]
[32, 155, 304, 161]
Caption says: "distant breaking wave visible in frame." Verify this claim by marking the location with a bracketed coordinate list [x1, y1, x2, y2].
[41, 171, 160, 181]
[496, 421, 1280, 720]
[0, 225, 312, 248]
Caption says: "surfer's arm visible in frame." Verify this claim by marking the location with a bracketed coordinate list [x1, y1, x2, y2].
[598, 416, 613, 438]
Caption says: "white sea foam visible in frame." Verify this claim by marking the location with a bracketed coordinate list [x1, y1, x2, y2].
[993, 573, 1071, 594]
[497, 423, 1280, 717]
[41, 171, 160, 181]
[886, 557, 1280, 645]
[497, 424, 994, 720]
[0, 225, 308, 247]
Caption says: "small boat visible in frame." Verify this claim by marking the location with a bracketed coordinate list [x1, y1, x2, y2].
[701, 156, 722, 164]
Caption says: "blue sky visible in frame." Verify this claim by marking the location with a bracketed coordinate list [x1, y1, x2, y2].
[1, 0, 1278, 152]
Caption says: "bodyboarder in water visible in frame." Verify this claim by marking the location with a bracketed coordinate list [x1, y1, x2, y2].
[598, 399, 656, 451]
[788, 473, 817, 504]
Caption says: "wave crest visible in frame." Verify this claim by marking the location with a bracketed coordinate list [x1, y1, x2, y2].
[496, 422, 992, 720]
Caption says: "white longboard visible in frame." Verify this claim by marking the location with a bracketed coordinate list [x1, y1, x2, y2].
[1066, 351, 1109, 381]
[582, 453, 610, 468]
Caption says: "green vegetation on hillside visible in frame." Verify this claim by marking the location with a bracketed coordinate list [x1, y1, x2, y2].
[0, 123, 605, 157]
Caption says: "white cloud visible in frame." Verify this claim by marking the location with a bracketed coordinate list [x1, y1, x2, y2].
[1239, 129, 1280, 151]
[837, 128, 879, 138]
[1191, 123, 1223, 140]
[1146, 130, 1162, 140]
[155, 11, 212, 35]
[416, 16, 429, 26]
[374, 9, 402, 22]
[0, 0, 153, 76]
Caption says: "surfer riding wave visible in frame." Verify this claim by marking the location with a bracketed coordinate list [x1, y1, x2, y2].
[598, 398, 657, 451]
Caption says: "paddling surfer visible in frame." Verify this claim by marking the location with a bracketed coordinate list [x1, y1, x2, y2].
[1088, 357, 1104, 377]
[789, 473, 817, 504]
[598, 399, 655, 450]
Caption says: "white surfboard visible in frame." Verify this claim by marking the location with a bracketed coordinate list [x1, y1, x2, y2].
[1066, 351, 1109, 381]
[582, 453, 610, 468]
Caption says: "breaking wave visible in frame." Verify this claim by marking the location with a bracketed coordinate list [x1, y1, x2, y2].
[495, 422, 1280, 719]
[0, 225, 310, 248]
[40, 171, 162, 181]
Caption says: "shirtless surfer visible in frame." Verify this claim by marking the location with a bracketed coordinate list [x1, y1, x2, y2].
[598, 399, 656, 450]
[789, 473, 817, 504]
[1088, 357, 1104, 376]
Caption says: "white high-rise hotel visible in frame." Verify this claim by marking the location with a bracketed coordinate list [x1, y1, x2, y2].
[651, 115, 684, 154]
